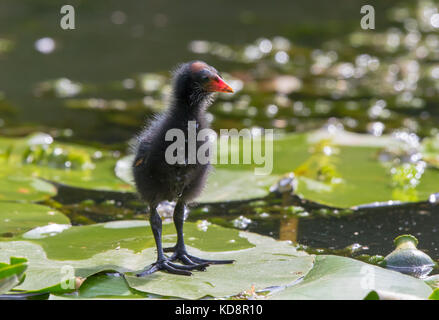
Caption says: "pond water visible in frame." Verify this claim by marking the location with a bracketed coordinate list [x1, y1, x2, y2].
[1, 0, 439, 269]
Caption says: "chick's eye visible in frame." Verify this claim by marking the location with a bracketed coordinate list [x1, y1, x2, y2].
[201, 75, 209, 82]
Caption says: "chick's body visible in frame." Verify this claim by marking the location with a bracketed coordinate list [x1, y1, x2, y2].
[132, 109, 210, 205]
[131, 61, 234, 277]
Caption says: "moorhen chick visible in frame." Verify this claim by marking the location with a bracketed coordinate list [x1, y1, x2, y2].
[132, 61, 234, 276]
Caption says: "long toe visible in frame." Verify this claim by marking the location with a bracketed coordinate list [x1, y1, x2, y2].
[161, 261, 193, 276]
[135, 258, 211, 277]
[187, 254, 235, 265]
[136, 264, 159, 277]
[136, 260, 192, 277]
[168, 261, 209, 271]
[174, 253, 203, 266]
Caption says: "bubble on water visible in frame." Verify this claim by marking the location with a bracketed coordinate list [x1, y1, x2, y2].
[258, 38, 272, 54]
[265, 104, 278, 117]
[355, 54, 371, 68]
[157, 201, 181, 219]
[429, 193, 439, 203]
[322, 145, 334, 156]
[271, 76, 302, 94]
[196, 220, 211, 232]
[393, 130, 420, 149]
[189, 40, 210, 54]
[35, 37, 55, 54]
[54, 78, 82, 97]
[232, 216, 252, 229]
[368, 100, 390, 119]
[244, 45, 262, 61]
[27, 132, 54, 146]
[325, 118, 344, 134]
[270, 173, 296, 193]
[367, 122, 385, 136]
[272, 36, 291, 51]
[430, 13, 439, 28]
[337, 63, 355, 79]
[274, 51, 289, 64]
[52, 147, 62, 156]
[228, 79, 244, 93]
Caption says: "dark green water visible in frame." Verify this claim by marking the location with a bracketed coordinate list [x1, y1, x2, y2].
[0, 0, 399, 143]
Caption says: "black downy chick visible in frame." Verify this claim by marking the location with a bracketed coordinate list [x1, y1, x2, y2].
[132, 61, 234, 276]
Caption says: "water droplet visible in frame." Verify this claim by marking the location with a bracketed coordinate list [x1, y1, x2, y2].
[34, 37, 55, 54]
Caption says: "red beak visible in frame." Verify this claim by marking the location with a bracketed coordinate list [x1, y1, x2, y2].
[208, 76, 234, 93]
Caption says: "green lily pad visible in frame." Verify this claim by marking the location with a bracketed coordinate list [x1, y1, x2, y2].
[0, 202, 70, 238]
[0, 134, 132, 193]
[78, 273, 149, 299]
[4, 131, 438, 207]
[116, 130, 439, 207]
[1, 221, 433, 299]
[125, 232, 313, 299]
[293, 132, 439, 208]
[364, 289, 425, 300]
[0, 221, 313, 298]
[198, 169, 279, 203]
[421, 135, 439, 168]
[115, 155, 280, 203]
[23, 220, 253, 261]
[0, 257, 27, 294]
[429, 288, 439, 300]
[0, 240, 141, 293]
[269, 255, 432, 300]
[0, 173, 56, 202]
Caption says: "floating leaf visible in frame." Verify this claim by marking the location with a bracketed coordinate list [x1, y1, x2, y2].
[77, 273, 148, 299]
[0, 202, 70, 238]
[269, 255, 432, 300]
[293, 131, 439, 208]
[0, 257, 27, 294]
[0, 221, 313, 298]
[0, 134, 131, 193]
[0, 173, 56, 202]
[116, 129, 439, 207]
[429, 288, 439, 300]
[125, 232, 313, 299]
[25, 220, 253, 261]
